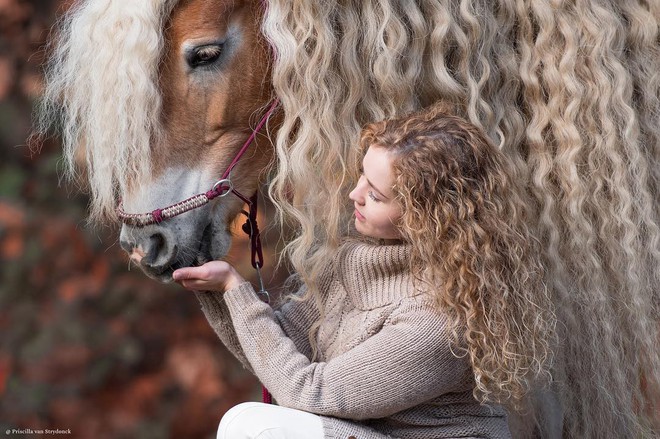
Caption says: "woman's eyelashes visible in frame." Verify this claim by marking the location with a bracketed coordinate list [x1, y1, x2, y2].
[358, 167, 381, 202]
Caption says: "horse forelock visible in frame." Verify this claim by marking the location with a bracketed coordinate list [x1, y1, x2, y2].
[38, 0, 178, 222]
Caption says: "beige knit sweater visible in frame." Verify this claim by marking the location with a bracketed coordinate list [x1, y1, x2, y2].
[195, 239, 511, 439]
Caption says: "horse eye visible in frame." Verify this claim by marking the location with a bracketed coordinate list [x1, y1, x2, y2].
[187, 44, 223, 68]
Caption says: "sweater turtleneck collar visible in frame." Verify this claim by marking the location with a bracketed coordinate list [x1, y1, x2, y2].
[336, 238, 422, 310]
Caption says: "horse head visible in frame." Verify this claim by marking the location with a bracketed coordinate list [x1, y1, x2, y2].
[120, 0, 274, 282]
[41, 0, 275, 282]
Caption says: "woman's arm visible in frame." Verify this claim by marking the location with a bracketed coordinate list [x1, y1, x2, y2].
[175, 262, 321, 369]
[193, 290, 255, 372]
[175, 263, 255, 370]
[223, 282, 470, 420]
[272, 285, 319, 360]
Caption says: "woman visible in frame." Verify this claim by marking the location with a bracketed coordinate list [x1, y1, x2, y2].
[174, 104, 556, 439]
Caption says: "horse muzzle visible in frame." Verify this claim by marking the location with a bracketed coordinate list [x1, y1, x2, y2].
[119, 224, 182, 280]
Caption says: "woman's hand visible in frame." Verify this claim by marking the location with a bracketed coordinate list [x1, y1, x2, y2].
[173, 261, 246, 292]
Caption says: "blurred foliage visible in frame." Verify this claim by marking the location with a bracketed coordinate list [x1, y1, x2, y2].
[0, 1, 287, 437]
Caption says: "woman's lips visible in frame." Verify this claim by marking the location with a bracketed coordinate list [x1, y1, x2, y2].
[354, 209, 366, 221]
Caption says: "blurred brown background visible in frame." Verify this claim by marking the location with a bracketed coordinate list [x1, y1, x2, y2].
[0, 1, 288, 437]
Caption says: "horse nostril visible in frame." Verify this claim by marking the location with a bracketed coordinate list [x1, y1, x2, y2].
[150, 233, 165, 255]
[142, 233, 166, 268]
[120, 226, 177, 274]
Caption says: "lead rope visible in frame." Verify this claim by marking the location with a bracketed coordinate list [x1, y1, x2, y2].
[240, 193, 273, 404]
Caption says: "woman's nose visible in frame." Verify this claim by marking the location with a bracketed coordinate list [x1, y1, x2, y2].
[349, 182, 364, 204]
[350, 175, 368, 203]
[349, 186, 360, 203]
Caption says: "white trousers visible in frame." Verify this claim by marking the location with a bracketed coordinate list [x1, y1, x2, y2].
[217, 402, 325, 439]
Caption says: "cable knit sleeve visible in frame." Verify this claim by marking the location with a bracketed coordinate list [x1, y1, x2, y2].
[222, 281, 470, 420]
[195, 255, 335, 371]
[195, 283, 321, 371]
[195, 291, 255, 372]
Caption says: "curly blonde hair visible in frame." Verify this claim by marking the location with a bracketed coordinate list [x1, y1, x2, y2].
[263, 1, 658, 436]
[356, 104, 555, 406]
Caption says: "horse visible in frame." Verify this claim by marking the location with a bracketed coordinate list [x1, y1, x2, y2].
[36, 0, 659, 438]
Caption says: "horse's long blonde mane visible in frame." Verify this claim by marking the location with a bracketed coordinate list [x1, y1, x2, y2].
[263, 0, 659, 437]
[35, 0, 176, 221]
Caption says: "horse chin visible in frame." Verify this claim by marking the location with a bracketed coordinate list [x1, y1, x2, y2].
[207, 215, 234, 260]
[122, 210, 234, 284]
[142, 264, 179, 284]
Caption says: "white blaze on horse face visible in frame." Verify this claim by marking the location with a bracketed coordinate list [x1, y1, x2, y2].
[121, 166, 208, 215]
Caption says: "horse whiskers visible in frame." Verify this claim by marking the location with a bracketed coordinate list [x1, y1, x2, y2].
[174, 242, 208, 267]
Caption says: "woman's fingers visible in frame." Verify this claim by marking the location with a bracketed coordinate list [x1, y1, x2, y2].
[173, 262, 222, 281]
[172, 266, 206, 281]
[180, 279, 210, 290]
[173, 261, 235, 291]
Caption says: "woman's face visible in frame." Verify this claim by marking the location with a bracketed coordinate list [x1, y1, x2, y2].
[349, 146, 403, 240]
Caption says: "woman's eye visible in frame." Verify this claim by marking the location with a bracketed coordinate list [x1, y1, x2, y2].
[368, 191, 380, 202]
[187, 44, 223, 68]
